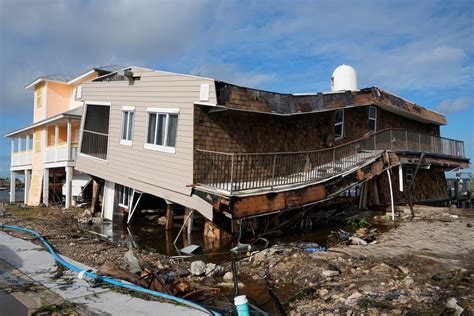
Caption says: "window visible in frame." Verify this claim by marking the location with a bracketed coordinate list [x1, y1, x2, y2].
[334, 109, 344, 139]
[80, 103, 110, 160]
[120, 107, 135, 145]
[118, 184, 130, 208]
[75, 85, 82, 99]
[145, 108, 179, 153]
[406, 168, 414, 185]
[35, 85, 43, 108]
[368, 106, 377, 132]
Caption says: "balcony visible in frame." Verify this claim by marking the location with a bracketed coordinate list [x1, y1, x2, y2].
[194, 129, 466, 194]
[45, 143, 78, 164]
[11, 150, 33, 168]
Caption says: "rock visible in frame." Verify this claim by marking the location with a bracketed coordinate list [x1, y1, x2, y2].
[269, 257, 280, 268]
[124, 249, 141, 274]
[190, 260, 206, 276]
[253, 250, 268, 264]
[432, 272, 454, 281]
[345, 292, 363, 306]
[317, 288, 329, 297]
[157, 216, 167, 226]
[349, 236, 368, 246]
[223, 271, 233, 281]
[176, 266, 190, 277]
[218, 282, 244, 288]
[397, 266, 410, 274]
[446, 297, 464, 316]
[322, 270, 340, 277]
[404, 276, 414, 287]
[205, 263, 225, 277]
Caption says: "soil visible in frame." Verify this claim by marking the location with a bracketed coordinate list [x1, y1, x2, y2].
[1, 203, 473, 315]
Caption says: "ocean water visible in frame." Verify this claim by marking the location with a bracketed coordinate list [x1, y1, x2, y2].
[0, 190, 24, 203]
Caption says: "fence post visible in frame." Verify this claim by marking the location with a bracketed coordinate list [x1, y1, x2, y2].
[229, 154, 234, 194]
[271, 155, 277, 190]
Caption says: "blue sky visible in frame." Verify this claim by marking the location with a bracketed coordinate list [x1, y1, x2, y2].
[0, 0, 473, 177]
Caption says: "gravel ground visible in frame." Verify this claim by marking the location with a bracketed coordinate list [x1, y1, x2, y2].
[1, 203, 473, 315]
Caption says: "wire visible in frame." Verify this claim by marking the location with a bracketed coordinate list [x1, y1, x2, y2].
[0, 224, 220, 316]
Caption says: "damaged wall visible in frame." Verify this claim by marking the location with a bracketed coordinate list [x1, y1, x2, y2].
[195, 105, 441, 153]
[367, 167, 448, 205]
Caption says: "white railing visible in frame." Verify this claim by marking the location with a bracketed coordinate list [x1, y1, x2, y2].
[44, 144, 78, 163]
[11, 151, 33, 167]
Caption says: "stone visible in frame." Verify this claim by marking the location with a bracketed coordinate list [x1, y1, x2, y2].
[318, 288, 329, 297]
[124, 248, 141, 274]
[157, 216, 167, 225]
[404, 276, 414, 287]
[205, 263, 225, 277]
[432, 272, 454, 281]
[397, 266, 410, 274]
[223, 271, 233, 281]
[446, 297, 464, 316]
[345, 292, 363, 306]
[322, 270, 340, 277]
[190, 260, 206, 276]
[176, 266, 190, 277]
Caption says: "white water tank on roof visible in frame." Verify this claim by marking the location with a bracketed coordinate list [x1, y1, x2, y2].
[330, 65, 358, 91]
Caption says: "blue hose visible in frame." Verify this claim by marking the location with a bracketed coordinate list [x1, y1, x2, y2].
[0, 224, 220, 316]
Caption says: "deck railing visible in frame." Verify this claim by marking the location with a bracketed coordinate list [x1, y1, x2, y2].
[80, 130, 108, 160]
[195, 129, 465, 193]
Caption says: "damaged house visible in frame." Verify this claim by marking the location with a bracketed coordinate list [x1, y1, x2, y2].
[5, 66, 123, 207]
[71, 64, 469, 235]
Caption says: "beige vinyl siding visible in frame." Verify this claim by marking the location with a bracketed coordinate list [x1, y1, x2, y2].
[75, 69, 216, 218]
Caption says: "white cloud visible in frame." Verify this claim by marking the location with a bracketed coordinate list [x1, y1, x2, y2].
[436, 97, 471, 114]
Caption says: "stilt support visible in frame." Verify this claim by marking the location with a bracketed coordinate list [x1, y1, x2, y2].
[165, 202, 174, 231]
[9, 171, 16, 203]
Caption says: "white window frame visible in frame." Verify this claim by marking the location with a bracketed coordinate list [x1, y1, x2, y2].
[118, 184, 130, 208]
[368, 106, 377, 132]
[144, 107, 179, 153]
[120, 106, 135, 146]
[334, 109, 344, 140]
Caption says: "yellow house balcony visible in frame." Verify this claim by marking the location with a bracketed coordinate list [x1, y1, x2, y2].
[11, 149, 33, 169]
[45, 143, 79, 164]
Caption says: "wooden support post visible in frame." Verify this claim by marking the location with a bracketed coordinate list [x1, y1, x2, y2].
[91, 179, 100, 214]
[183, 208, 191, 232]
[204, 220, 221, 240]
[165, 203, 174, 231]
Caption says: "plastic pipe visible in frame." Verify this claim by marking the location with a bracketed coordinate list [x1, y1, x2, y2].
[0, 224, 220, 316]
[234, 295, 250, 316]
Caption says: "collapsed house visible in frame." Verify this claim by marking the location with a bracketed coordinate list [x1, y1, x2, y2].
[70, 65, 469, 234]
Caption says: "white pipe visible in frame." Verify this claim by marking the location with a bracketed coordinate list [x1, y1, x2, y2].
[387, 169, 395, 221]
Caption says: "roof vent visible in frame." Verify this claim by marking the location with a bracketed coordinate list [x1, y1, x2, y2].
[330, 65, 357, 92]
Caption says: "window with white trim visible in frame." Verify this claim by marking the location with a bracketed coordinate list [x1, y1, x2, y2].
[120, 107, 135, 145]
[145, 108, 179, 153]
[368, 106, 377, 132]
[334, 109, 344, 139]
[118, 184, 130, 208]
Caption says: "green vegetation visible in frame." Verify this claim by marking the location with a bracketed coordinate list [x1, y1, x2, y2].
[346, 217, 371, 229]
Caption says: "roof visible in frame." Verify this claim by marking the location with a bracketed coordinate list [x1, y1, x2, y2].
[214, 82, 447, 125]
[25, 65, 126, 90]
[4, 107, 83, 138]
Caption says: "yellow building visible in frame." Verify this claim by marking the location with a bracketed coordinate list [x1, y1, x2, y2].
[5, 66, 123, 207]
